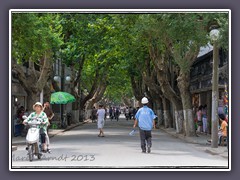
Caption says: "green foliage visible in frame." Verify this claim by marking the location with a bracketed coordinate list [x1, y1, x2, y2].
[215, 13, 229, 50]
[58, 14, 129, 101]
[12, 13, 64, 63]
[132, 13, 229, 73]
[105, 64, 133, 104]
[11, 12, 229, 104]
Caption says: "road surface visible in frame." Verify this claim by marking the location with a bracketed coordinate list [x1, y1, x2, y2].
[11, 115, 228, 170]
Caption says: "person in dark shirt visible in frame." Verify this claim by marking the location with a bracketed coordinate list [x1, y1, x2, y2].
[43, 101, 54, 153]
[91, 106, 97, 123]
[43, 102, 54, 124]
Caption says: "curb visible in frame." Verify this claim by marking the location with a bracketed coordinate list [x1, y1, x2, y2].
[205, 148, 228, 159]
[159, 127, 196, 143]
[48, 122, 84, 138]
[12, 122, 85, 146]
[12, 146, 17, 151]
[159, 126, 228, 158]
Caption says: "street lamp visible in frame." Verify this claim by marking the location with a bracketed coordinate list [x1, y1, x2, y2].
[53, 75, 61, 82]
[65, 75, 71, 82]
[210, 28, 220, 148]
[53, 74, 71, 128]
[53, 75, 71, 84]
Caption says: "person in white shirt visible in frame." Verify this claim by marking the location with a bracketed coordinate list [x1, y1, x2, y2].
[97, 104, 106, 137]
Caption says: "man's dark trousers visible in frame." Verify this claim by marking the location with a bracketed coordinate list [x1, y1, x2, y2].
[139, 128, 152, 152]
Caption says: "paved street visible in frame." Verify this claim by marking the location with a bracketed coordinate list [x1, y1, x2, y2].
[11, 115, 228, 169]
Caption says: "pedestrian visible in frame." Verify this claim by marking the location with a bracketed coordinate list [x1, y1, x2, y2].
[218, 96, 225, 115]
[104, 106, 107, 121]
[97, 104, 106, 137]
[207, 114, 228, 146]
[202, 104, 208, 134]
[43, 101, 54, 126]
[129, 106, 133, 120]
[196, 105, 203, 133]
[43, 101, 54, 152]
[115, 107, 120, 121]
[125, 107, 129, 120]
[133, 97, 156, 153]
[218, 114, 228, 145]
[16, 106, 25, 136]
[132, 107, 138, 118]
[109, 106, 114, 120]
[113, 107, 118, 120]
[91, 106, 97, 123]
[23, 102, 49, 153]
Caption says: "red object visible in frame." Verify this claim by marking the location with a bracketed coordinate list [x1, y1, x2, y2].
[225, 117, 228, 123]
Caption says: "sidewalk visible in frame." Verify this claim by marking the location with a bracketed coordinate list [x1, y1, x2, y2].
[11, 121, 85, 151]
[159, 126, 229, 159]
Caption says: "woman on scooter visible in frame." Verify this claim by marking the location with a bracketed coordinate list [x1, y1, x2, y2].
[23, 102, 49, 153]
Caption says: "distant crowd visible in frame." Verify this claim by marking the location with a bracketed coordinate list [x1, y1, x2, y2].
[90, 105, 140, 122]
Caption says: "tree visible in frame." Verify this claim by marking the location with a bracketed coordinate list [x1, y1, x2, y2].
[12, 13, 63, 111]
[164, 13, 228, 136]
[59, 14, 125, 119]
[138, 13, 228, 136]
[11, 12, 228, 131]
[112, 13, 228, 136]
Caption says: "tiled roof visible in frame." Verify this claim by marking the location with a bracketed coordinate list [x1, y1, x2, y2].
[197, 43, 213, 58]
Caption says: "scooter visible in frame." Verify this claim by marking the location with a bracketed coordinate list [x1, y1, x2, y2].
[23, 116, 43, 162]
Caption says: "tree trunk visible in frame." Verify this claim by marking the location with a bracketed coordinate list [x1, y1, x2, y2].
[141, 62, 165, 127]
[122, 96, 132, 107]
[26, 92, 40, 112]
[71, 82, 80, 122]
[85, 83, 107, 110]
[142, 77, 163, 128]
[153, 97, 163, 127]
[162, 97, 173, 128]
[43, 80, 52, 103]
[79, 109, 85, 122]
[130, 75, 145, 102]
[85, 82, 107, 119]
[152, 58, 184, 133]
[148, 43, 184, 133]
[12, 53, 53, 111]
[177, 71, 196, 136]
[80, 71, 101, 110]
[70, 57, 85, 111]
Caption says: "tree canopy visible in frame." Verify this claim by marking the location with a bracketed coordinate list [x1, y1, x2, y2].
[11, 12, 229, 108]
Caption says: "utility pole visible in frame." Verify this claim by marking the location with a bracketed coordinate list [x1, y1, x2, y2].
[60, 60, 65, 128]
[210, 28, 220, 148]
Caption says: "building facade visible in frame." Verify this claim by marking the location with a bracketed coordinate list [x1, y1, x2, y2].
[190, 47, 229, 132]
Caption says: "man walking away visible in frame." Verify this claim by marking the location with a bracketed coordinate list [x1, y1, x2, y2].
[133, 97, 156, 153]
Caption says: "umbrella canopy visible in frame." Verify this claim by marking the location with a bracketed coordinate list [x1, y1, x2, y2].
[50, 91, 76, 104]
